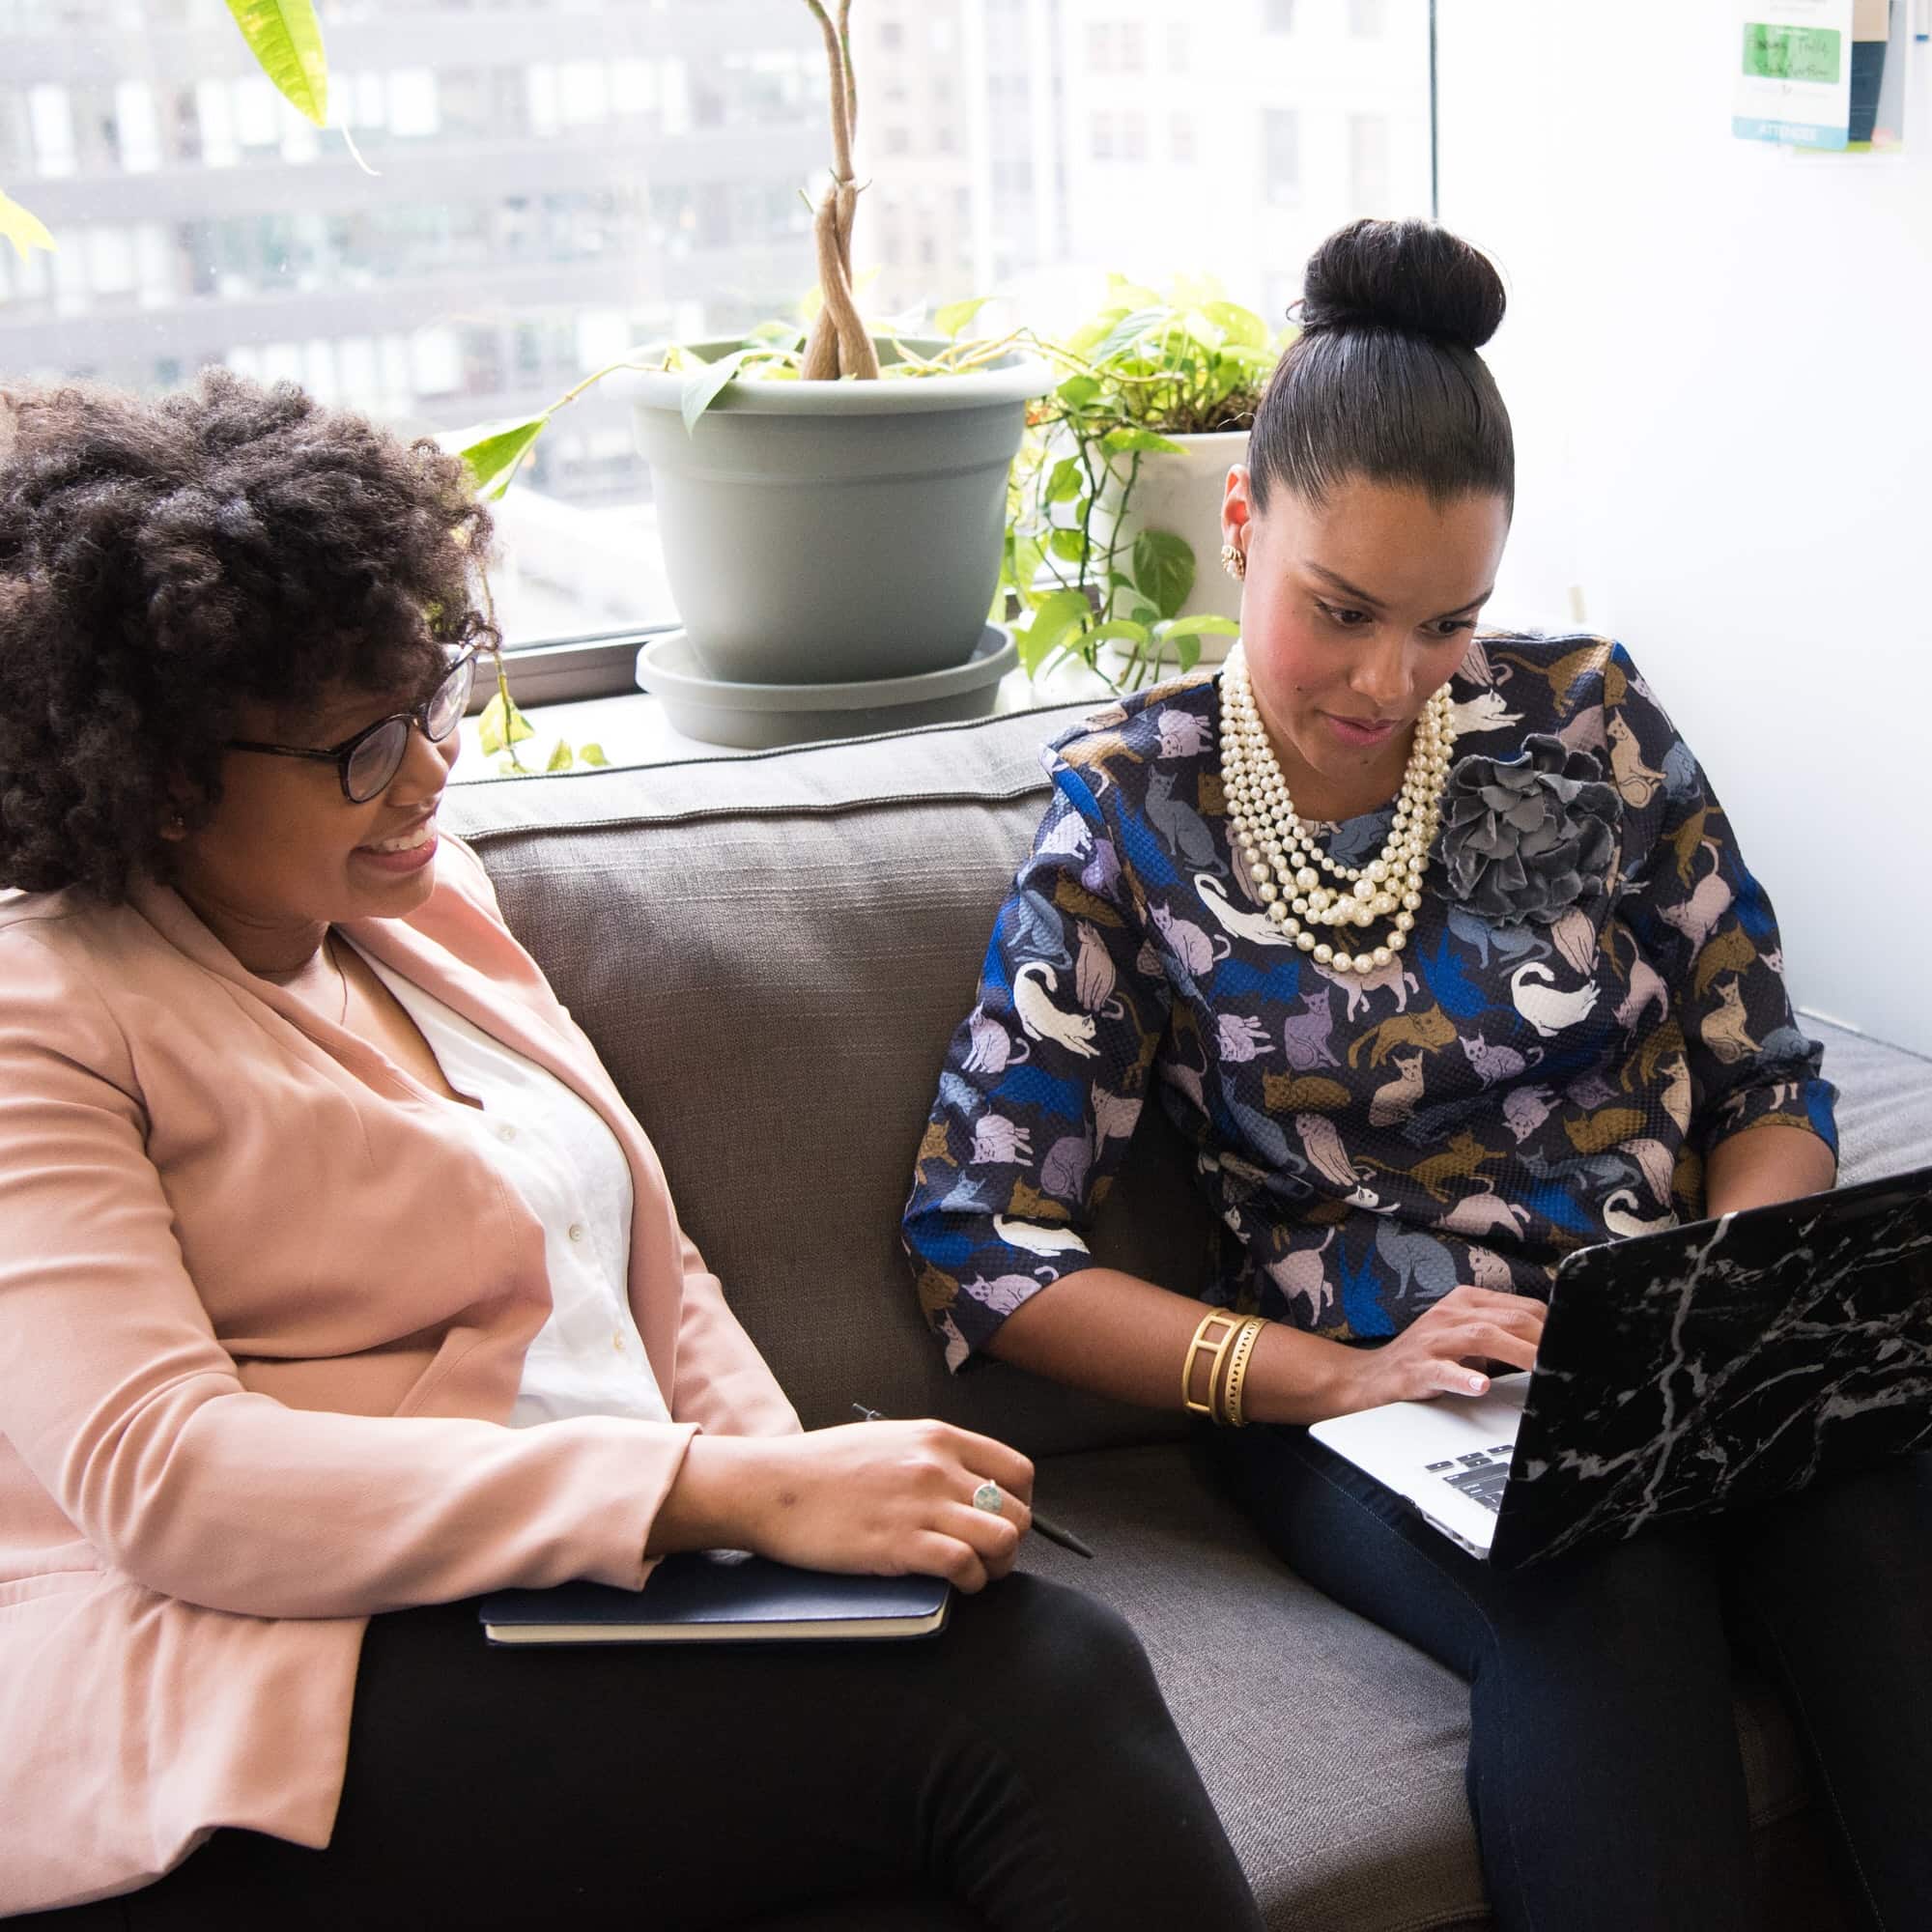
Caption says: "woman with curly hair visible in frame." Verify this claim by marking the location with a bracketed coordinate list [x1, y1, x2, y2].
[0, 371, 1260, 1930]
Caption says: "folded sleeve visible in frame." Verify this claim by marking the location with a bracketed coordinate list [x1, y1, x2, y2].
[1605, 645, 1837, 1164]
[668, 1230, 802, 1439]
[902, 761, 1171, 1368]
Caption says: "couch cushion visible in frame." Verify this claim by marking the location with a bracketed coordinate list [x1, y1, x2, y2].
[1018, 1442, 1820, 1932]
[447, 707, 1213, 1458]
[1804, 1010, 1932, 1184]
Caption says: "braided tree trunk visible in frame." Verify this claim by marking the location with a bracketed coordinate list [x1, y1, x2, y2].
[800, 0, 881, 381]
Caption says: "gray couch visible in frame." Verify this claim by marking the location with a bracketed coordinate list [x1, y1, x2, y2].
[446, 700, 1932, 1932]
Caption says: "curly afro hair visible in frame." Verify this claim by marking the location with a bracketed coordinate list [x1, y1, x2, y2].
[0, 369, 497, 900]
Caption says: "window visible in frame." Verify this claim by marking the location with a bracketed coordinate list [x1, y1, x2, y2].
[1350, 112, 1392, 213]
[1264, 108, 1300, 204]
[0, 0, 1433, 691]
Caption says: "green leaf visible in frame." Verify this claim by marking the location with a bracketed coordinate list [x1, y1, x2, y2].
[1105, 273, 1162, 310]
[477, 689, 535, 756]
[1132, 529, 1196, 620]
[1048, 527, 1089, 564]
[1101, 425, 1186, 458]
[1156, 614, 1242, 643]
[1083, 620, 1151, 649]
[934, 295, 991, 340]
[1174, 635, 1203, 673]
[452, 412, 551, 500]
[1015, 587, 1092, 676]
[1002, 532, 1048, 594]
[1088, 306, 1170, 366]
[0, 189, 54, 261]
[1202, 299, 1268, 350]
[224, 0, 329, 127]
[577, 742, 610, 768]
[545, 737, 575, 774]
[745, 319, 807, 351]
[1055, 374, 1102, 412]
[1045, 456, 1085, 504]
[680, 348, 750, 435]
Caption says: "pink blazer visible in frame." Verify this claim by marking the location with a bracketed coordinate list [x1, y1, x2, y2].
[0, 838, 801, 1914]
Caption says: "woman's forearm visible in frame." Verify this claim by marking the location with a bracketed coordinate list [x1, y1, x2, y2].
[1703, 1122, 1836, 1218]
[985, 1267, 1370, 1427]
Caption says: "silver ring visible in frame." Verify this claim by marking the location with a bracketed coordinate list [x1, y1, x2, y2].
[971, 1480, 1004, 1515]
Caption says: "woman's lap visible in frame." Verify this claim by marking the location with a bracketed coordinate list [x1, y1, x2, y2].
[1211, 1425, 1932, 1932]
[15, 1573, 1257, 1932]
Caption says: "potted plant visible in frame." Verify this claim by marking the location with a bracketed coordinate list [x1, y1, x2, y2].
[458, 2, 1049, 702]
[1001, 277, 1292, 692]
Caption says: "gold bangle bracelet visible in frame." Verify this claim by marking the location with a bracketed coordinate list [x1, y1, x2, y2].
[1222, 1317, 1268, 1429]
[1181, 1309, 1243, 1420]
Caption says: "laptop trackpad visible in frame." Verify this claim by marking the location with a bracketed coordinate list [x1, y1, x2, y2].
[1311, 1374, 1532, 1555]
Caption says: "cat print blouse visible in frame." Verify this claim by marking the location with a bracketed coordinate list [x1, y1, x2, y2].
[901, 633, 1837, 1367]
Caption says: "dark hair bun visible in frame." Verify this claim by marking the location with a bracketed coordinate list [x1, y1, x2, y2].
[1298, 218, 1506, 352]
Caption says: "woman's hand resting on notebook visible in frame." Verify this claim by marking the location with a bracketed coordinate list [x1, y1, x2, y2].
[1344, 1286, 1547, 1408]
[646, 1422, 1036, 1592]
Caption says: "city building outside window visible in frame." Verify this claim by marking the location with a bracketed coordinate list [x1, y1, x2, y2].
[0, 0, 1433, 691]
[1350, 111, 1393, 213]
[1264, 107, 1301, 206]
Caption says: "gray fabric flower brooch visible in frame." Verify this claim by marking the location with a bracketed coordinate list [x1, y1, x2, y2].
[1436, 734, 1622, 926]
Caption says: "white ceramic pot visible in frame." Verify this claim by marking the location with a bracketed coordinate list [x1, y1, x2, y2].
[1097, 428, 1249, 648]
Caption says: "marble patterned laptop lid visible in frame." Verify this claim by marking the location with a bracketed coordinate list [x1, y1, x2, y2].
[1491, 1166, 1932, 1571]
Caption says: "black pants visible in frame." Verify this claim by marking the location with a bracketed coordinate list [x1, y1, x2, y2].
[16, 1575, 1257, 1932]
[1213, 1426, 1932, 1932]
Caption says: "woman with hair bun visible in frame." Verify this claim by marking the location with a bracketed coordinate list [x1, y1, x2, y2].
[906, 218, 1932, 1930]
[0, 371, 1262, 1928]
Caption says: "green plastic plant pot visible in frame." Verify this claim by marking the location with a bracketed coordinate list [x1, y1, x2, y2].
[629, 339, 1051, 687]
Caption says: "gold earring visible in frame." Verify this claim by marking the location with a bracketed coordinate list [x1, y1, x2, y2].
[1220, 540, 1246, 582]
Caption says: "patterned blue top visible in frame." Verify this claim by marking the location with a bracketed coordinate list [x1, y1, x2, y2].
[902, 634, 1836, 1370]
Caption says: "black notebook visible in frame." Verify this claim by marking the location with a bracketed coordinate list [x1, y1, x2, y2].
[480, 1552, 952, 1645]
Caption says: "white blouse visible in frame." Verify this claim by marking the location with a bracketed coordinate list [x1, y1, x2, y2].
[353, 946, 672, 1430]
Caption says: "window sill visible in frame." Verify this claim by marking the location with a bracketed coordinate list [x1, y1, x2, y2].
[456, 658, 1117, 780]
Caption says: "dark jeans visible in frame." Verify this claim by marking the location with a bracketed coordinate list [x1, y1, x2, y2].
[17, 1575, 1259, 1932]
[1211, 1426, 1932, 1932]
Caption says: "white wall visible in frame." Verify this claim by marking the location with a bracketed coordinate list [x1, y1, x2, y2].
[1437, 2, 1932, 1053]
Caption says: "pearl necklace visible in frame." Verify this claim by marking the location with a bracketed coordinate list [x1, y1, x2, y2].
[1218, 645, 1454, 975]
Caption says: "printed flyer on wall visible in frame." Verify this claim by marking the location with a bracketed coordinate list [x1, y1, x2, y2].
[1734, 0, 1856, 147]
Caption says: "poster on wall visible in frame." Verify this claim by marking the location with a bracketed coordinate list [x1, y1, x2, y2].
[1733, 0, 1856, 147]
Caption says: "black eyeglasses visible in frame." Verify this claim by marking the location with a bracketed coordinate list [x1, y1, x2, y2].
[227, 651, 480, 804]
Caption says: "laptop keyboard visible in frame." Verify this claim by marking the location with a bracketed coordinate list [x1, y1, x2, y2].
[1425, 1446, 1516, 1514]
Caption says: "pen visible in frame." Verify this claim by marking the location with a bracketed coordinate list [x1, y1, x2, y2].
[852, 1403, 1095, 1559]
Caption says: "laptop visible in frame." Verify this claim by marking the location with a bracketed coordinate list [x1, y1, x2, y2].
[1309, 1165, 1932, 1569]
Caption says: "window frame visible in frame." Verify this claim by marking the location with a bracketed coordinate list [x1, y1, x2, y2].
[474, 625, 675, 710]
